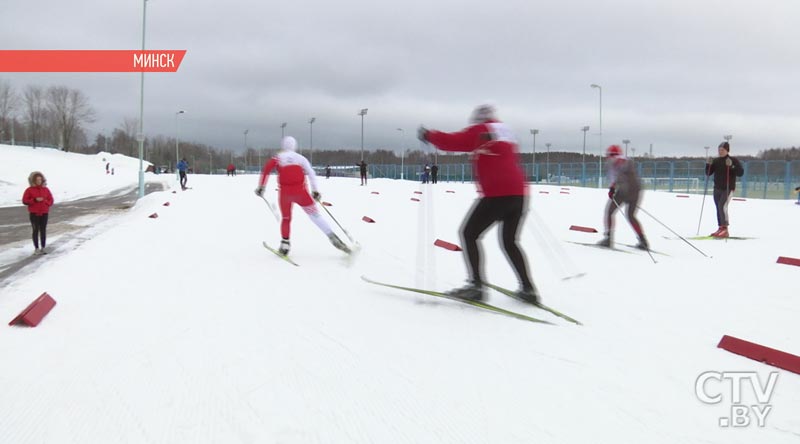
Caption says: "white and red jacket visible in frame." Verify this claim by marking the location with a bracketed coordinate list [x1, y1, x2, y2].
[258, 150, 319, 194]
[426, 120, 527, 197]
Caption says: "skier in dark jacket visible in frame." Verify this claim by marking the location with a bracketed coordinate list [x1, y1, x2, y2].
[598, 145, 648, 250]
[419, 104, 538, 303]
[22, 171, 54, 255]
[705, 141, 744, 238]
[357, 161, 368, 186]
[431, 164, 439, 184]
[325, 165, 331, 179]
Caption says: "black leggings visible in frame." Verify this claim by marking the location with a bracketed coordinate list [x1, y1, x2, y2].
[605, 194, 644, 236]
[713, 189, 732, 227]
[461, 196, 533, 289]
[30, 213, 48, 249]
[179, 171, 187, 188]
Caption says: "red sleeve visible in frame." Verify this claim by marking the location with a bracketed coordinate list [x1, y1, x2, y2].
[259, 157, 279, 187]
[44, 188, 54, 206]
[22, 188, 32, 206]
[426, 124, 485, 153]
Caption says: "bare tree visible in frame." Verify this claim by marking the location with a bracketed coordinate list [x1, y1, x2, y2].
[23, 85, 47, 148]
[0, 79, 19, 143]
[46, 86, 96, 152]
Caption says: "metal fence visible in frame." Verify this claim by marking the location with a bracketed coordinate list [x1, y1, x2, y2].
[363, 160, 800, 200]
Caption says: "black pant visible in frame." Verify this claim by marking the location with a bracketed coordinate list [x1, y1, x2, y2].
[713, 189, 732, 227]
[605, 192, 644, 237]
[461, 196, 533, 289]
[30, 213, 48, 249]
[179, 171, 187, 188]
[360, 172, 367, 185]
[432, 173, 438, 184]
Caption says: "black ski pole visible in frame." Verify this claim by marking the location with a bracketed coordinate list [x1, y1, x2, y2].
[697, 160, 711, 235]
[638, 206, 711, 258]
[611, 198, 657, 264]
[318, 199, 357, 244]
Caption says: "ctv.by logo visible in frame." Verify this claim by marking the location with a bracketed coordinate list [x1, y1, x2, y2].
[695, 371, 779, 427]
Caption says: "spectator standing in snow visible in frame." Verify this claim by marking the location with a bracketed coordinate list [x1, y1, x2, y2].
[418, 104, 538, 303]
[177, 158, 189, 189]
[325, 165, 331, 179]
[705, 141, 744, 238]
[22, 171, 54, 255]
[356, 161, 368, 186]
[431, 164, 439, 184]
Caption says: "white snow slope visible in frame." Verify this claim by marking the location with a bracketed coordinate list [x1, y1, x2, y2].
[0, 144, 161, 207]
[0, 172, 798, 443]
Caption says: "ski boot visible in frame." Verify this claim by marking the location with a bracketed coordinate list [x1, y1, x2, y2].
[328, 233, 351, 254]
[278, 238, 290, 256]
[597, 234, 612, 248]
[709, 226, 723, 237]
[515, 285, 540, 305]
[713, 226, 729, 238]
[446, 281, 485, 302]
[635, 235, 649, 251]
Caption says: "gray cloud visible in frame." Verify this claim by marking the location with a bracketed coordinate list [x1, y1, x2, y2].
[2, 0, 799, 157]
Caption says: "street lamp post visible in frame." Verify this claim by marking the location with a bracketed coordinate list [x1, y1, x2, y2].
[209, 147, 213, 175]
[280, 122, 287, 139]
[723, 134, 733, 144]
[309, 117, 316, 165]
[396, 128, 405, 180]
[581, 126, 590, 163]
[244, 129, 249, 172]
[174, 110, 184, 180]
[530, 129, 538, 181]
[358, 108, 368, 161]
[622, 139, 631, 157]
[591, 83, 603, 188]
[137, 0, 149, 199]
[631, 147, 636, 159]
[545, 143, 551, 182]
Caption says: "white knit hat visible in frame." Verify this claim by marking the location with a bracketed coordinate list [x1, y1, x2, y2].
[469, 104, 497, 124]
[281, 136, 297, 152]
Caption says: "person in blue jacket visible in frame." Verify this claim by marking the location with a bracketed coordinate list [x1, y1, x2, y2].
[177, 158, 189, 190]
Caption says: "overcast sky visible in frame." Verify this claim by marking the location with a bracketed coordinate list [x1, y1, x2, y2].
[2, 0, 799, 157]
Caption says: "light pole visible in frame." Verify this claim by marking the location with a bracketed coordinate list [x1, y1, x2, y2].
[591, 83, 603, 188]
[530, 129, 538, 180]
[631, 147, 636, 159]
[396, 128, 405, 180]
[244, 129, 249, 172]
[622, 139, 631, 157]
[136, 0, 149, 198]
[280, 122, 287, 139]
[209, 147, 213, 175]
[174, 110, 184, 180]
[581, 126, 590, 164]
[723, 134, 733, 144]
[309, 117, 316, 165]
[358, 108, 368, 161]
[545, 143, 551, 182]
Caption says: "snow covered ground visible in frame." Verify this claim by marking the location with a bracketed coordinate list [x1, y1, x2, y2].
[0, 169, 798, 443]
[0, 144, 165, 207]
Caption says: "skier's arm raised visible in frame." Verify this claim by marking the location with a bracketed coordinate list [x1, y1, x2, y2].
[424, 124, 484, 153]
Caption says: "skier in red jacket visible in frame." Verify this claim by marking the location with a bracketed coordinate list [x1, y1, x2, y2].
[418, 104, 538, 303]
[255, 136, 350, 256]
[22, 171, 54, 255]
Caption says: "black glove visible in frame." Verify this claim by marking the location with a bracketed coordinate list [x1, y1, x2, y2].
[312, 191, 321, 201]
[417, 126, 429, 144]
[608, 186, 616, 200]
[254, 186, 264, 197]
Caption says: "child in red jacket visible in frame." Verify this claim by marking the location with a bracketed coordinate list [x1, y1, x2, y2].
[22, 171, 54, 255]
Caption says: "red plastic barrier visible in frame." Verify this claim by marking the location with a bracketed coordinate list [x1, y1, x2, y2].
[538, 191, 550, 194]
[163, 202, 170, 206]
[733, 198, 746, 202]
[322, 201, 332, 207]
[718, 335, 800, 375]
[446, 190, 455, 193]
[776, 256, 800, 267]
[434, 239, 463, 251]
[362, 216, 375, 223]
[569, 225, 598, 233]
[148, 213, 159, 219]
[414, 191, 422, 195]
[371, 191, 380, 195]
[560, 191, 570, 195]
[410, 198, 420, 202]
[9, 293, 57, 327]
[676, 195, 690, 198]
[561, 187, 570, 190]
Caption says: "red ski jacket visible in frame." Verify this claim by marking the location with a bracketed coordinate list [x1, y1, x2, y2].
[426, 120, 527, 197]
[22, 186, 54, 215]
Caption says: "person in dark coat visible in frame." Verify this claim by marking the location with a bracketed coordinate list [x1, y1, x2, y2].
[705, 141, 744, 238]
[431, 164, 439, 184]
[357, 161, 368, 186]
[325, 165, 331, 179]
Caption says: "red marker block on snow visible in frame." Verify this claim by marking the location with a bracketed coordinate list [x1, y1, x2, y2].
[777, 256, 800, 267]
[733, 198, 746, 202]
[446, 190, 455, 193]
[414, 191, 422, 195]
[569, 225, 598, 233]
[171, 191, 177, 194]
[717, 335, 800, 375]
[163, 202, 170, 207]
[371, 191, 380, 195]
[434, 239, 463, 251]
[560, 191, 570, 195]
[362, 216, 375, 223]
[322, 201, 333, 207]
[9, 293, 56, 327]
[561, 187, 570, 191]
[148, 213, 159, 219]
[676, 195, 690, 198]
[410, 198, 420, 202]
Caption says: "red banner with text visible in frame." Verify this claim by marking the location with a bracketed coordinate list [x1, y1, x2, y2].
[0, 50, 187, 72]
